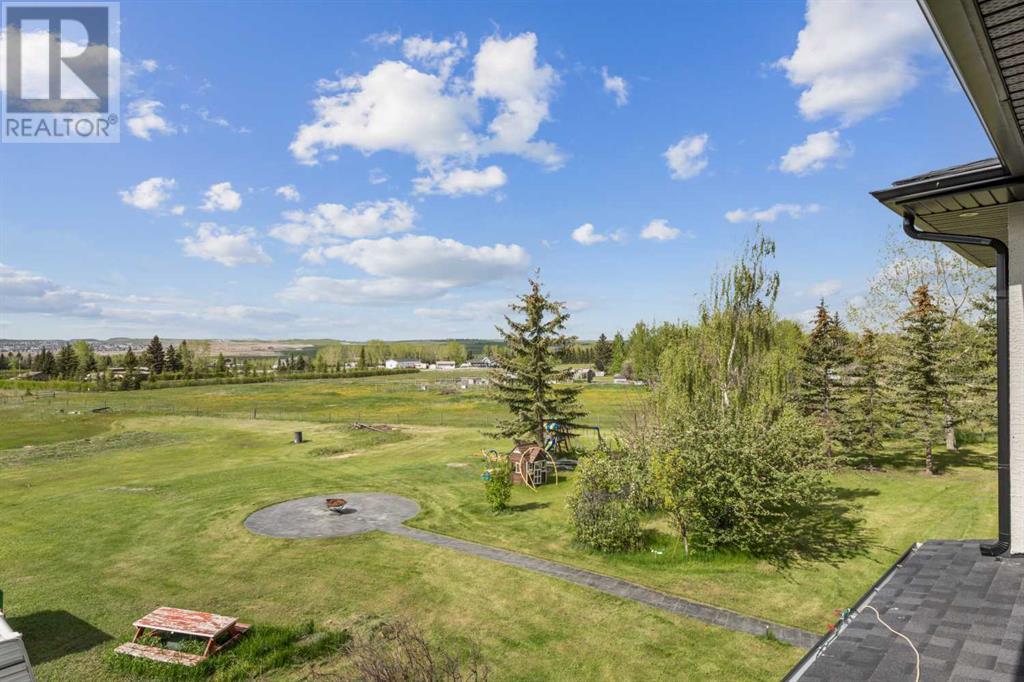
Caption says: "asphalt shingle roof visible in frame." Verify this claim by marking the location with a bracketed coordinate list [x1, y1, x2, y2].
[791, 541, 1024, 681]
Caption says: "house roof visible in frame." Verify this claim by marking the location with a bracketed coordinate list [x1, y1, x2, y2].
[871, 0, 1024, 267]
[787, 541, 1024, 681]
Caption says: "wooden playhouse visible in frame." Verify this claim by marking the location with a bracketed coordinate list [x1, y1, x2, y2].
[508, 443, 556, 488]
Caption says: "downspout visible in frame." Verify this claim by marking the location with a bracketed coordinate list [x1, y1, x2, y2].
[902, 211, 1010, 556]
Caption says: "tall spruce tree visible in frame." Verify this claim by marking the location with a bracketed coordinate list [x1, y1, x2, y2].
[847, 329, 888, 462]
[165, 344, 181, 372]
[145, 335, 165, 374]
[898, 284, 948, 474]
[56, 343, 79, 379]
[593, 333, 612, 371]
[799, 302, 852, 456]
[490, 277, 586, 445]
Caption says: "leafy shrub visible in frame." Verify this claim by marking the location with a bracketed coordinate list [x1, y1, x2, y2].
[566, 448, 644, 552]
[350, 620, 489, 681]
[653, 407, 844, 565]
[483, 456, 512, 512]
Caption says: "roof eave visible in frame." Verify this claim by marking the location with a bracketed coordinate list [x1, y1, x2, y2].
[919, 0, 1024, 175]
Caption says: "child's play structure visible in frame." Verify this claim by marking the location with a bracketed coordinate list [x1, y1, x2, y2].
[482, 443, 558, 489]
[542, 420, 604, 454]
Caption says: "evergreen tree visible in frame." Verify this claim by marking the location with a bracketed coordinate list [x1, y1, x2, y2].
[165, 344, 181, 372]
[798, 301, 852, 456]
[145, 335, 165, 374]
[593, 333, 612, 371]
[490, 277, 586, 445]
[897, 284, 948, 474]
[0, 353, 9, 370]
[123, 347, 138, 372]
[215, 352, 227, 374]
[34, 348, 56, 374]
[358, 346, 367, 370]
[56, 343, 79, 379]
[846, 329, 889, 461]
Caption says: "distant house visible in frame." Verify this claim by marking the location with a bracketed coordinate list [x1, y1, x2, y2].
[466, 357, 497, 369]
[435, 360, 457, 371]
[612, 374, 630, 385]
[109, 366, 151, 379]
[16, 371, 49, 381]
[384, 359, 419, 369]
[572, 367, 596, 383]
[415, 361, 430, 370]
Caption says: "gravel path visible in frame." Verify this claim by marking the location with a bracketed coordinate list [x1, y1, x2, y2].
[244, 492, 819, 648]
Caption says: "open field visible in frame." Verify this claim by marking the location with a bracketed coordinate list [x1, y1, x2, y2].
[0, 374, 996, 680]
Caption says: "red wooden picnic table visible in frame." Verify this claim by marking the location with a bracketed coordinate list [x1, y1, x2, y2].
[115, 606, 249, 666]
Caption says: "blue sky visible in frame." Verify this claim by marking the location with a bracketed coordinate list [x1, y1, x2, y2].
[0, 0, 997, 340]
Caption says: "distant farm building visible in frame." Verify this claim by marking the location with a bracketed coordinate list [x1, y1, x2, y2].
[15, 371, 50, 381]
[435, 360, 457, 370]
[612, 374, 630, 385]
[384, 359, 419, 369]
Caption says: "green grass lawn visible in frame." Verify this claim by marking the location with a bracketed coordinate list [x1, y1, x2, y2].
[0, 375, 996, 680]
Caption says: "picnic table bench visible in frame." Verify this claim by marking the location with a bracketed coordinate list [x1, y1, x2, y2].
[114, 607, 249, 666]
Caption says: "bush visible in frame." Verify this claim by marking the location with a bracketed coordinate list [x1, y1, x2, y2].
[350, 620, 489, 682]
[566, 449, 643, 552]
[483, 457, 512, 511]
[653, 407, 846, 565]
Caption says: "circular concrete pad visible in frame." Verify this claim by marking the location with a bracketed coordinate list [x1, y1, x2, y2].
[244, 492, 420, 539]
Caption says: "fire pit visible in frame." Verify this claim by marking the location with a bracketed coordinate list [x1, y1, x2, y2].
[325, 498, 348, 513]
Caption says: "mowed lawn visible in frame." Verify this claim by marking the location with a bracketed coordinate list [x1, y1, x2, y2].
[0, 375, 996, 679]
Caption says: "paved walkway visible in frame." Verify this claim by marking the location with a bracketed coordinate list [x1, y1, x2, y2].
[389, 525, 820, 649]
[243, 492, 819, 648]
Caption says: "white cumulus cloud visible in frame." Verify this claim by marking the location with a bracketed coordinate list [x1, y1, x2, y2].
[180, 223, 270, 267]
[291, 32, 562, 175]
[725, 203, 821, 223]
[664, 134, 709, 180]
[601, 67, 628, 106]
[572, 223, 618, 246]
[402, 33, 467, 80]
[779, 130, 845, 175]
[413, 165, 507, 196]
[776, 0, 933, 125]
[280, 235, 529, 305]
[119, 177, 177, 212]
[275, 185, 301, 202]
[270, 199, 417, 246]
[200, 181, 243, 212]
[126, 99, 177, 140]
[640, 219, 684, 241]
[319, 235, 529, 284]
